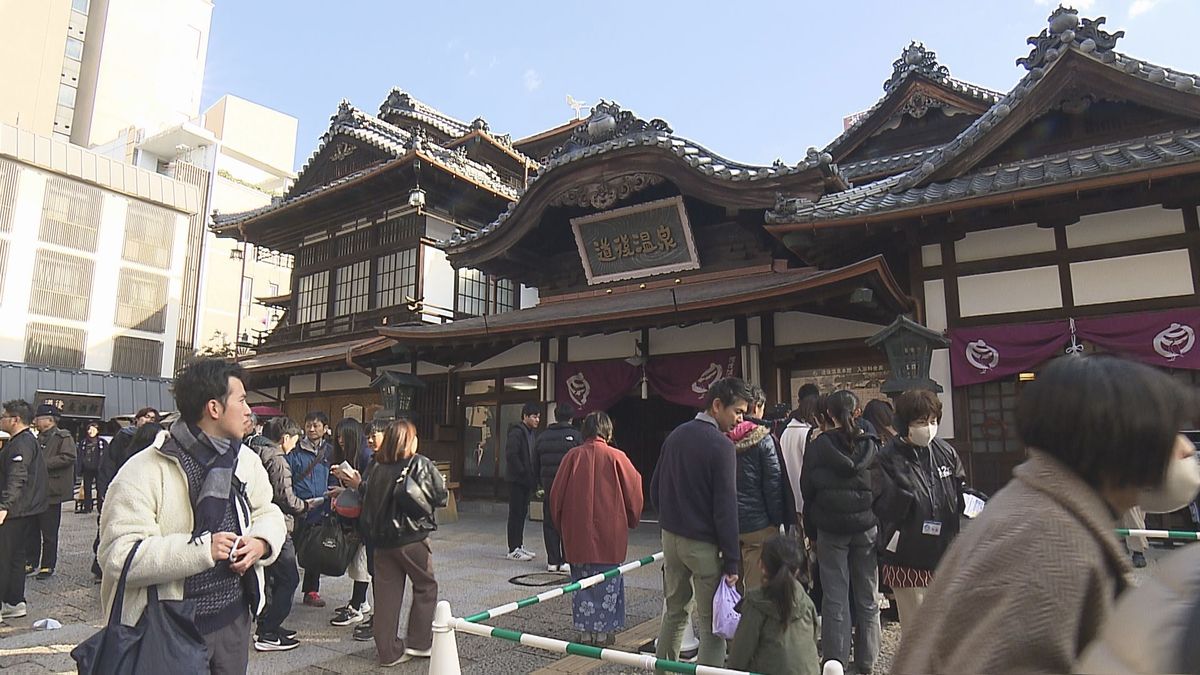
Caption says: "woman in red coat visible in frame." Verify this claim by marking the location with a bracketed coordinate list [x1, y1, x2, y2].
[549, 411, 644, 646]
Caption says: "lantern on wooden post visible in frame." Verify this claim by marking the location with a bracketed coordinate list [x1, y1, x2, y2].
[370, 370, 426, 421]
[866, 315, 950, 397]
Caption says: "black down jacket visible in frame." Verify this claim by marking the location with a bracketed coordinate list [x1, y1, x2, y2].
[874, 437, 966, 571]
[800, 429, 880, 536]
[732, 423, 784, 533]
[533, 423, 581, 493]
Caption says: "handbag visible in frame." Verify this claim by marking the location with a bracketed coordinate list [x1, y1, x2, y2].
[394, 455, 434, 521]
[296, 512, 360, 576]
[71, 541, 209, 674]
[712, 580, 742, 640]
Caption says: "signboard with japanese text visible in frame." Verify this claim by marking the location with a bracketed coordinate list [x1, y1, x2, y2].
[789, 364, 889, 407]
[570, 196, 701, 285]
[34, 390, 105, 419]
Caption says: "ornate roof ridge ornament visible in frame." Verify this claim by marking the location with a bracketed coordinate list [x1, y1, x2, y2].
[331, 99, 360, 128]
[883, 42, 950, 92]
[550, 100, 672, 159]
[382, 87, 417, 113]
[548, 172, 665, 210]
[1017, 6, 1124, 71]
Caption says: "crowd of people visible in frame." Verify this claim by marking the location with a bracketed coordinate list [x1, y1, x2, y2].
[0, 352, 1197, 673]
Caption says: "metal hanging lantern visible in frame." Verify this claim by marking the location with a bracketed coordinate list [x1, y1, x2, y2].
[866, 315, 950, 397]
[370, 370, 426, 420]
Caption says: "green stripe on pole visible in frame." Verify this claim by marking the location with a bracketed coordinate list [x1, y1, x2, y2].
[1116, 528, 1200, 540]
[464, 551, 665, 623]
[564, 642, 604, 659]
[491, 626, 524, 642]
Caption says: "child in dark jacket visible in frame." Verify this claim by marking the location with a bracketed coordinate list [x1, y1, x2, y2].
[727, 535, 820, 675]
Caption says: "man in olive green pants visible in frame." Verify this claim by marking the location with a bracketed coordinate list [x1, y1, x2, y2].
[650, 379, 750, 670]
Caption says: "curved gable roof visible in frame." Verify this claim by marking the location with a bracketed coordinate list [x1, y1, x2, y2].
[442, 100, 842, 265]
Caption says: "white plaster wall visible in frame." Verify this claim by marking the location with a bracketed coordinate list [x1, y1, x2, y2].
[319, 369, 372, 392]
[929, 348, 955, 440]
[1070, 250, 1195, 306]
[958, 266, 1062, 317]
[955, 223, 1054, 263]
[568, 332, 639, 362]
[1067, 205, 1185, 248]
[649, 321, 735, 355]
[290, 373, 316, 394]
[520, 284, 539, 310]
[774, 312, 885, 346]
[921, 243, 942, 267]
[422, 244, 454, 315]
[923, 279, 948, 332]
[81, 193, 124, 371]
[469, 341, 540, 370]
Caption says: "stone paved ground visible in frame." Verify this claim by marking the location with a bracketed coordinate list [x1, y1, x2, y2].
[0, 502, 1174, 674]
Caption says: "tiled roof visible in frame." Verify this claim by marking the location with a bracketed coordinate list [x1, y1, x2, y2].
[379, 88, 472, 139]
[771, 10, 1200, 227]
[238, 336, 394, 373]
[212, 101, 520, 230]
[823, 42, 1002, 158]
[892, 28, 1200, 193]
[840, 145, 944, 181]
[377, 256, 909, 343]
[443, 100, 839, 248]
[768, 129, 1200, 224]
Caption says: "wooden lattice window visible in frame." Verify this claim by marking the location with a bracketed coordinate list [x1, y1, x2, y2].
[40, 178, 102, 251]
[111, 335, 163, 376]
[335, 228, 373, 257]
[333, 260, 370, 316]
[296, 270, 329, 324]
[30, 249, 93, 320]
[379, 213, 421, 246]
[123, 201, 175, 269]
[115, 268, 168, 332]
[376, 248, 417, 309]
[25, 322, 86, 369]
[456, 267, 489, 317]
[0, 159, 19, 233]
[965, 379, 1023, 454]
[296, 241, 330, 268]
[495, 278, 515, 313]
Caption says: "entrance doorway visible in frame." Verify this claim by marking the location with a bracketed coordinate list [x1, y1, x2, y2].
[607, 396, 697, 510]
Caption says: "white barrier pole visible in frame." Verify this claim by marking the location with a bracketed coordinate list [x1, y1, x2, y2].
[429, 600, 462, 675]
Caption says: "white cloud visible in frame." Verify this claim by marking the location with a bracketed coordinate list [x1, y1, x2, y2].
[523, 69, 542, 92]
[1129, 0, 1159, 17]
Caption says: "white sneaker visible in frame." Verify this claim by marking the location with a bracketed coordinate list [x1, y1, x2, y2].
[517, 546, 538, 559]
[360, 601, 371, 615]
[506, 548, 535, 561]
[1, 602, 27, 618]
[404, 647, 432, 658]
[559, 563, 571, 574]
[548, 564, 560, 572]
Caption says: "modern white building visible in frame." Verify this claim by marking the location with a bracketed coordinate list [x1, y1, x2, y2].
[0, 0, 212, 148]
[0, 122, 199, 416]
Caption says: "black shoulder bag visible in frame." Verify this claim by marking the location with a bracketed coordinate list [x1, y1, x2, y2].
[71, 540, 209, 674]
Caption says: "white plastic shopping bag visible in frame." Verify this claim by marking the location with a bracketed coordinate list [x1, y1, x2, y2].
[712, 581, 742, 640]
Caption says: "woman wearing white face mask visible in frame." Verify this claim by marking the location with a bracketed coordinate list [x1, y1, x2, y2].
[894, 355, 1199, 675]
[873, 389, 968, 630]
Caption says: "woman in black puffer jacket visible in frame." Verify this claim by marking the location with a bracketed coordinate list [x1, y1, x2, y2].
[800, 390, 881, 675]
[358, 419, 448, 667]
[874, 389, 967, 631]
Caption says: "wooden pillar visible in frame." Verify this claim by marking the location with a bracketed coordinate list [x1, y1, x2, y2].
[759, 312, 778, 404]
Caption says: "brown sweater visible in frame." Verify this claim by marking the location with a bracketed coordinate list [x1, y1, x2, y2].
[892, 450, 1134, 674]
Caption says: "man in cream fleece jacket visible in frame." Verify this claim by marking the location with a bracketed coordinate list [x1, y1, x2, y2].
[99, 359, 285, 673]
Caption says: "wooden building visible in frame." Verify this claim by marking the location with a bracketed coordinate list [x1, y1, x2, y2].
[768, 8, 1200, 492]
[218, 8, 1200, 497]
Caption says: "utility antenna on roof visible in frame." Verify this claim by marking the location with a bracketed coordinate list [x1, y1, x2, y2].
[566, 95, 589, 119]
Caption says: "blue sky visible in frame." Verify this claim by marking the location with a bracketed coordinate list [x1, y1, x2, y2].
[200, 1, 1200, 173]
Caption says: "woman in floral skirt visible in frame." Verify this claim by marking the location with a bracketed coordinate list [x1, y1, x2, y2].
[549, 411, 644, 645]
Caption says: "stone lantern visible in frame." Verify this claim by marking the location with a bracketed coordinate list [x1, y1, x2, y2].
[866, 315, 950, 397]
[370, 370, 426, 421]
